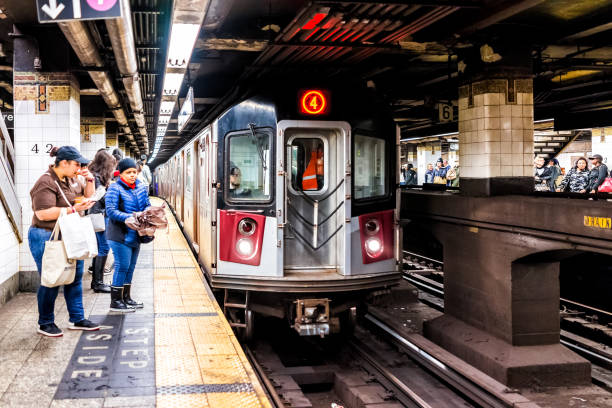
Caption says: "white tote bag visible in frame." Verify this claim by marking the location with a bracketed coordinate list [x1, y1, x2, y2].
[41, 213, 77, 287]
[55, 182, 98, 260]
[87, 213, 106, 232]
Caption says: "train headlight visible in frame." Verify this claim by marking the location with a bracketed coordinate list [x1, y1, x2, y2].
[364, 219, 380, 235]
[238, 218, 256, 236]
[236, 238, 254, 256]
[365, 237, 383, 257]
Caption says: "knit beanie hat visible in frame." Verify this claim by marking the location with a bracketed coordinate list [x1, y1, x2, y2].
[118, 158, 138, 174]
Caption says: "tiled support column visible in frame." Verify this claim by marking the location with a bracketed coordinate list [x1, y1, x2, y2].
[458, 78, 534, 196]
[80, 118, 106, 160]
[14, 72, 80, 289]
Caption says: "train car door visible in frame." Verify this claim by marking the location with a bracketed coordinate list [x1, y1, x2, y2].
[183, 144, 196, 241]
[176, 151, 184, 222]
[278, 121, 351, 276]
[197, 129, 213, 270]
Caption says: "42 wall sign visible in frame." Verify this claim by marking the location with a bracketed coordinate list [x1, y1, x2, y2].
[30, 143, 56, 155]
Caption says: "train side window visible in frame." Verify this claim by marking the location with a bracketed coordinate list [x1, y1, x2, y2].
[354, 134, 386, 200]
[289, 137, 326, 193]
[226, 129, 272, 202]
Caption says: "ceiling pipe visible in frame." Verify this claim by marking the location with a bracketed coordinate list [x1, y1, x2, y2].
[58, 21, 140, 155]
[105, 0, 148, 149]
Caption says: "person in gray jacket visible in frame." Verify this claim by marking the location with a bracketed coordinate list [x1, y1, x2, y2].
[587, 154, 609, 193]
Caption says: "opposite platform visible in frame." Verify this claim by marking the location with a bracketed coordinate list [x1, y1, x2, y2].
[0, 198, 272, 408]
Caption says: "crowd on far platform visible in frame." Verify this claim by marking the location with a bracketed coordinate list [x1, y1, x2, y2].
[400, 154, 612, 194]
[400, 158, 460, 187]
[534, 154, 611, 194]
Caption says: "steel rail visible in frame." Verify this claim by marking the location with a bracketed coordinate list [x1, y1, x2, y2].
[244, 346, 286, 408]
[361, 313, 511, 408]
[349, 338, 435, 408]
[402, 250, 443, 268]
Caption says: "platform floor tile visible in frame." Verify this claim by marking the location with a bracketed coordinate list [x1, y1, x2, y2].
[0, 199, 271, 408]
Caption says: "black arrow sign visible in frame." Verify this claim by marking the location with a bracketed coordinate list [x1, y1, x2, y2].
[37, 0, 122, 23]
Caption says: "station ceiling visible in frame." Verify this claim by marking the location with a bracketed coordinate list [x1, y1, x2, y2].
[0, 0, 610, 165]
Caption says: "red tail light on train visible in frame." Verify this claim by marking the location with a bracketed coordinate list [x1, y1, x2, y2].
[358, 210, 394, 264]
[219, 211, 266, 266]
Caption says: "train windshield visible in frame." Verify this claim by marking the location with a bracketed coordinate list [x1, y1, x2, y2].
[354, 134, 386, 200]
[226, 129, 272, 201]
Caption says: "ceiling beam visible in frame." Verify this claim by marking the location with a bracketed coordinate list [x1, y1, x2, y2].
[457, 0, 545, 37]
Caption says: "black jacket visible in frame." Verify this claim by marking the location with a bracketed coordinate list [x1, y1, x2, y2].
[588, 164, 609, 191]
[87, 175, 106, 215]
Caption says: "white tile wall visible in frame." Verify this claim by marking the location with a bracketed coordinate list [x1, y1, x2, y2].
[458, 86, 534, 179]
[80, 120, 106, 160]
[15, 96, 81, 272]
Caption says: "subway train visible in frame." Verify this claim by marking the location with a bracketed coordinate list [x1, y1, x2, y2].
[155, 83, 401, 339]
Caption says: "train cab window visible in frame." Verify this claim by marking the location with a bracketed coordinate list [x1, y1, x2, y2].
[354, 134, 386, 200]
[289, 137, 326, 193]
[226, 129, 272, 201]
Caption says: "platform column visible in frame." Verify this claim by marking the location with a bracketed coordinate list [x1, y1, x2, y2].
[80, 118, 106, 160]
[13, 34, 81, 290]
[458, 77, 534, 196]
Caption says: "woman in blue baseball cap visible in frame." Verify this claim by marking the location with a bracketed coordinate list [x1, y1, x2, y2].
[28, 146, 101, 337]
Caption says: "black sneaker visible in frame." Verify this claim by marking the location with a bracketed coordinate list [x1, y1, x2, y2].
[37, 323, 63, 337]
[68, 319, 100, 331]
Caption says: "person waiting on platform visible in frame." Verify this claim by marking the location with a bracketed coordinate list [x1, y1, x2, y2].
[229, 163, 252, 198]
[405, 163, 417, 185]
[557, 157, 590, 193]
[105, 158, 151, 312]
[432, 158, 448, 184]
[534, 156, 553, 192]
[28, 146, 100, 337]
[87, 149, 115, 294]
[587, 154, 609, 193]
[424, 163, 435, 184]
[546, 158, 562, 192]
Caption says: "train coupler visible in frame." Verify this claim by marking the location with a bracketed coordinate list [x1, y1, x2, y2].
[292, 298, 339, 337]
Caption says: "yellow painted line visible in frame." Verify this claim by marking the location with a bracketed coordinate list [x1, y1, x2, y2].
[151, 197, 272, 408]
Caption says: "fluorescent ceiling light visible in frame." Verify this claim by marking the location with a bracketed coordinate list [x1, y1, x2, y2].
[163, 72, 185, 96]
[160, 101, 175, 115]
[167, 24, 200, 68]
[158, 115, 171, 125]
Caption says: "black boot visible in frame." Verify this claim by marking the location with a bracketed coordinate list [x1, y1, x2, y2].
[91, 255, 111, 293]
[110, 286, 134, 313]
[123, 284, 144, 309]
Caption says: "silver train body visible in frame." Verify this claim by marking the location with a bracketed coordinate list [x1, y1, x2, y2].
[155, 87, 401, 337]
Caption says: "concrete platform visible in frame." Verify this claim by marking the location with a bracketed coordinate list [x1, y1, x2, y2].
[0, 199, 271, 408]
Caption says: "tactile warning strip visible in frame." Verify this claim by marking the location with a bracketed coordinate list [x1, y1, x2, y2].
[151, 198, 272, 408]
[157, 384, 255, 394]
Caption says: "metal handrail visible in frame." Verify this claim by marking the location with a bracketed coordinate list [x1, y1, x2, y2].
[0, 109, 21, 241]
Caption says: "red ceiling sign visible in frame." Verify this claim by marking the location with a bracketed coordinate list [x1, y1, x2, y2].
[299, 89, 330, 116]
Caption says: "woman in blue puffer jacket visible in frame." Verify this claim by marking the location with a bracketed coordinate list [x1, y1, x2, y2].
[105, 158, 151, 312]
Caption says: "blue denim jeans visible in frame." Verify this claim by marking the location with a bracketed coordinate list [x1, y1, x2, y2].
[109, 240, 140, 287]
[96, 230, 110, 257]
[28, 226, 85, 326]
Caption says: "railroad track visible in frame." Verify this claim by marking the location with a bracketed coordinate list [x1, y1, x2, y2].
[402, 252, 612, 375]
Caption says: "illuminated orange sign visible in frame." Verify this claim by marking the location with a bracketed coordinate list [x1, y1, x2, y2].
[299, 89, 330, 115]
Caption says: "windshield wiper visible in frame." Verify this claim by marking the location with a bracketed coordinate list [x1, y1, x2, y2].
[248, 123, 267, 171]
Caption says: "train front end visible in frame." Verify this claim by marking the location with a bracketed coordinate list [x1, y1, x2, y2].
[212, 86, 400, 337]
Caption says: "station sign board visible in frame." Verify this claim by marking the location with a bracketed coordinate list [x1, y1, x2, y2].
[37, 0, 122, 24]
[177, 87, 194, 134]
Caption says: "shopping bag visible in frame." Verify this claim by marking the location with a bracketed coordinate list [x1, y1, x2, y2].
[41, 214, 76, 287]
[433, 176, 447, 185]
[87, 213, 106, 232]
[55, 182, 98, 260]
[598, 177, 612, 193]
